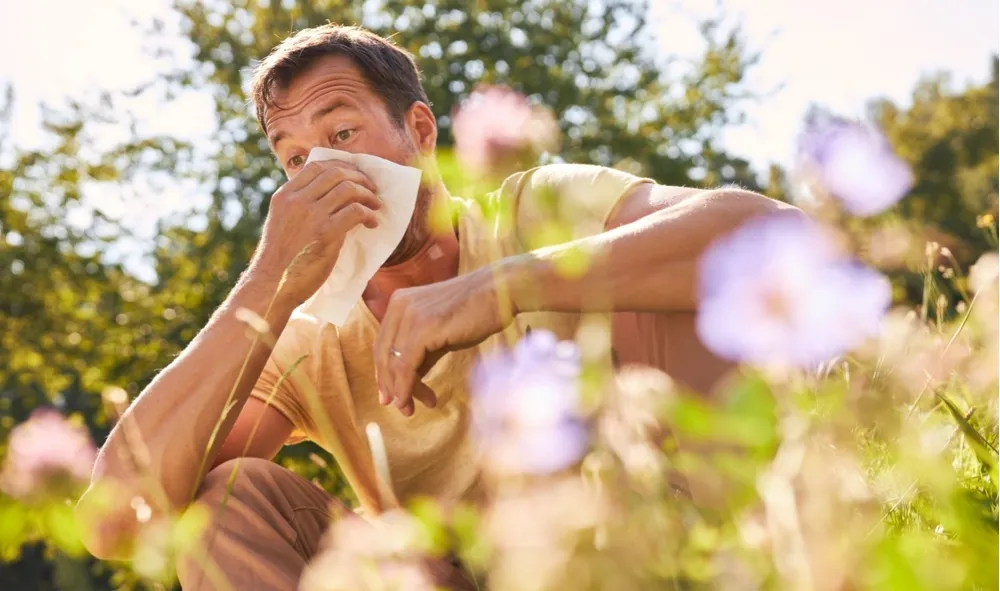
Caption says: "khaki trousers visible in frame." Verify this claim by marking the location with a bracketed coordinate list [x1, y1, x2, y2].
[178, 458, 475, 590]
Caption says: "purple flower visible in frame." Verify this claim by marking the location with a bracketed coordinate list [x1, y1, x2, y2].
[797, 115, 913, 216]
[697, 213, 891, 368]
[1, 409, 97, 501]
[471, 330, 588, 475]
[451, 85, 560, 177]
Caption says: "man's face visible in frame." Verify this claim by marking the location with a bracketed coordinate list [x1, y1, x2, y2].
[264, 55, 436, 262]
[265, 54, 418, 177]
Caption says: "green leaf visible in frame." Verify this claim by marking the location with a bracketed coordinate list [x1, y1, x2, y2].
[43, 502, 85, 557]
[936, 391, 998, 472]
[0, 502, 28, 561]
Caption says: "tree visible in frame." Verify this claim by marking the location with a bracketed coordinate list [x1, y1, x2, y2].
[1, 1, 766, 586]
[160, 0, 763, 252]
[872, 56, 999, 261]
[869, 57, 999, 305]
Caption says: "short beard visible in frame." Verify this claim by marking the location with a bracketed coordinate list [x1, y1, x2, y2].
[382, 184, 433, 267]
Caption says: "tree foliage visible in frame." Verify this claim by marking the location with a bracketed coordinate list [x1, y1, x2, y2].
[0, 1, 996, 588]
[873, 56, 999, 260]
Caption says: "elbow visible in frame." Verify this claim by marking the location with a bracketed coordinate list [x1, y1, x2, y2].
[75, 455, 144, 562]
[75, 482, 138, 562]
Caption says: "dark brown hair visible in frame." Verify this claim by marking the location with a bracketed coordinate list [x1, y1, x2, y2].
[249, 24, 428, 133]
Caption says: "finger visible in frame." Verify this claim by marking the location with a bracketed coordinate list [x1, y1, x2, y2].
[388, 314, 426, 412]
[399, 399, 415, 418]
[281, 159, 329, 191]
[327, 201, 379, 234]
[320, 182, 381, 217]
[408, 349, 445, 410]
[301, 162, 377, 200]
[417, 349, 447, 377]
[373, 295, 406, 405]
[305, 159, 374, 192]
[411, 381, 438, 410]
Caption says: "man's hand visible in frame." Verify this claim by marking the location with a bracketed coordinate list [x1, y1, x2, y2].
[251, 159, 381, 303]
[372, 264, 517, 416]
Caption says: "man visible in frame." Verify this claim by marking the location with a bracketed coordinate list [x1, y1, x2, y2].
[79, 24, 792, 590]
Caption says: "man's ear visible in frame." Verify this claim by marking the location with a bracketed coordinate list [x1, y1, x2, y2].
[405, 102, 438, 154]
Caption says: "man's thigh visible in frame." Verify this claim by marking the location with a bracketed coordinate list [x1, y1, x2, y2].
[181, 458, 341, 590]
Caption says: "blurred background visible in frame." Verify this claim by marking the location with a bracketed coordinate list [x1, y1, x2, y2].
[0, 0, 996, 589]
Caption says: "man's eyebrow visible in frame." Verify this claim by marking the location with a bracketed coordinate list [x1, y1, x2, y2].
[310, 99, 352, 124]
[269, 100, 354, 148]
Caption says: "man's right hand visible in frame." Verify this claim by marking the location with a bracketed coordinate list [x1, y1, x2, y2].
[250, 159, 381, 303]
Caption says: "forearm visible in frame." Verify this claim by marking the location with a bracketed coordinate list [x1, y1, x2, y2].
[508, 189, 790, 313]
[85, 269, 299, 512]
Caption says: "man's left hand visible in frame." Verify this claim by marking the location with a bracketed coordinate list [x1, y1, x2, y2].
[373, 264, 517, 416]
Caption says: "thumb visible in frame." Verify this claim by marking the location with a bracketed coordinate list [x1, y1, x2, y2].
[411, 381, 438, 409]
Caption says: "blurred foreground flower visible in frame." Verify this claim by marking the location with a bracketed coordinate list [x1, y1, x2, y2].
[697, 213, 891, 368]
[1, 409, 96, 501]
[969, 251, 999, 294]
[471, 330, 588, 475]
[797, 113, 913, 216]
[451, 85, 560, 177]
[487, 477, 604, 591]
[599, 367, 673, 490]
[300, 510, 435, 591]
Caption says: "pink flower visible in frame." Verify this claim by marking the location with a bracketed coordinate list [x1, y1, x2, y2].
[1, 409, 97, 501]
[451, 85, 560, 177]
[299, 511, 437, 591]
[471, 330, 588, 475]
[697, 213, 891, 368]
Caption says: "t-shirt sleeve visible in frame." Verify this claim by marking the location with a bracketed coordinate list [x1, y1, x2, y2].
[249, 317, 317, 445]
[496, 163, 655, 251]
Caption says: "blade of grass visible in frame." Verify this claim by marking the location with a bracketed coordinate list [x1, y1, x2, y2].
[935, 390, 998, 471]
[194, 353, 310, 589]
[187, 244, 313, 504]
[905, 288, 980, 419]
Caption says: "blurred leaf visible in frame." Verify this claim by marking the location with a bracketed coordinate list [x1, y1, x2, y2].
[936, 391, 998, 472]
[407, 497, 450, 555]
[0, 502, 28, 561]
[44, 503, 85, 557]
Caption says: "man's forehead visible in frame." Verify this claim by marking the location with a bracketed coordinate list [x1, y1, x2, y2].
[263, 55, 368, 128]
[264, 77, 366, 135]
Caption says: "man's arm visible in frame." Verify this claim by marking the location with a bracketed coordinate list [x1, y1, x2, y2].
[76, 160, 382, 559]
[77, 276, 300, 559]
[505, 183, 799, 314]
[214, 398, 295, 466]
[372, 180, 796, 411]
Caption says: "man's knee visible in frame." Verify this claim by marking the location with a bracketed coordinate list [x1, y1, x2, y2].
[180, 459, 311, 590]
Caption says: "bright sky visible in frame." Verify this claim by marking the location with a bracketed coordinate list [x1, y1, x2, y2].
[0, 0, 996, 276]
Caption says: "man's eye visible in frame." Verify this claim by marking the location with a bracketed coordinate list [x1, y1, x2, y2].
[287, 155, 305, 168]
[334, 129, 355, 143]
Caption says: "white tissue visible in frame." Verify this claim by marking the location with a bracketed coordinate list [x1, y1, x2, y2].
[297, 147, 422, 326]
